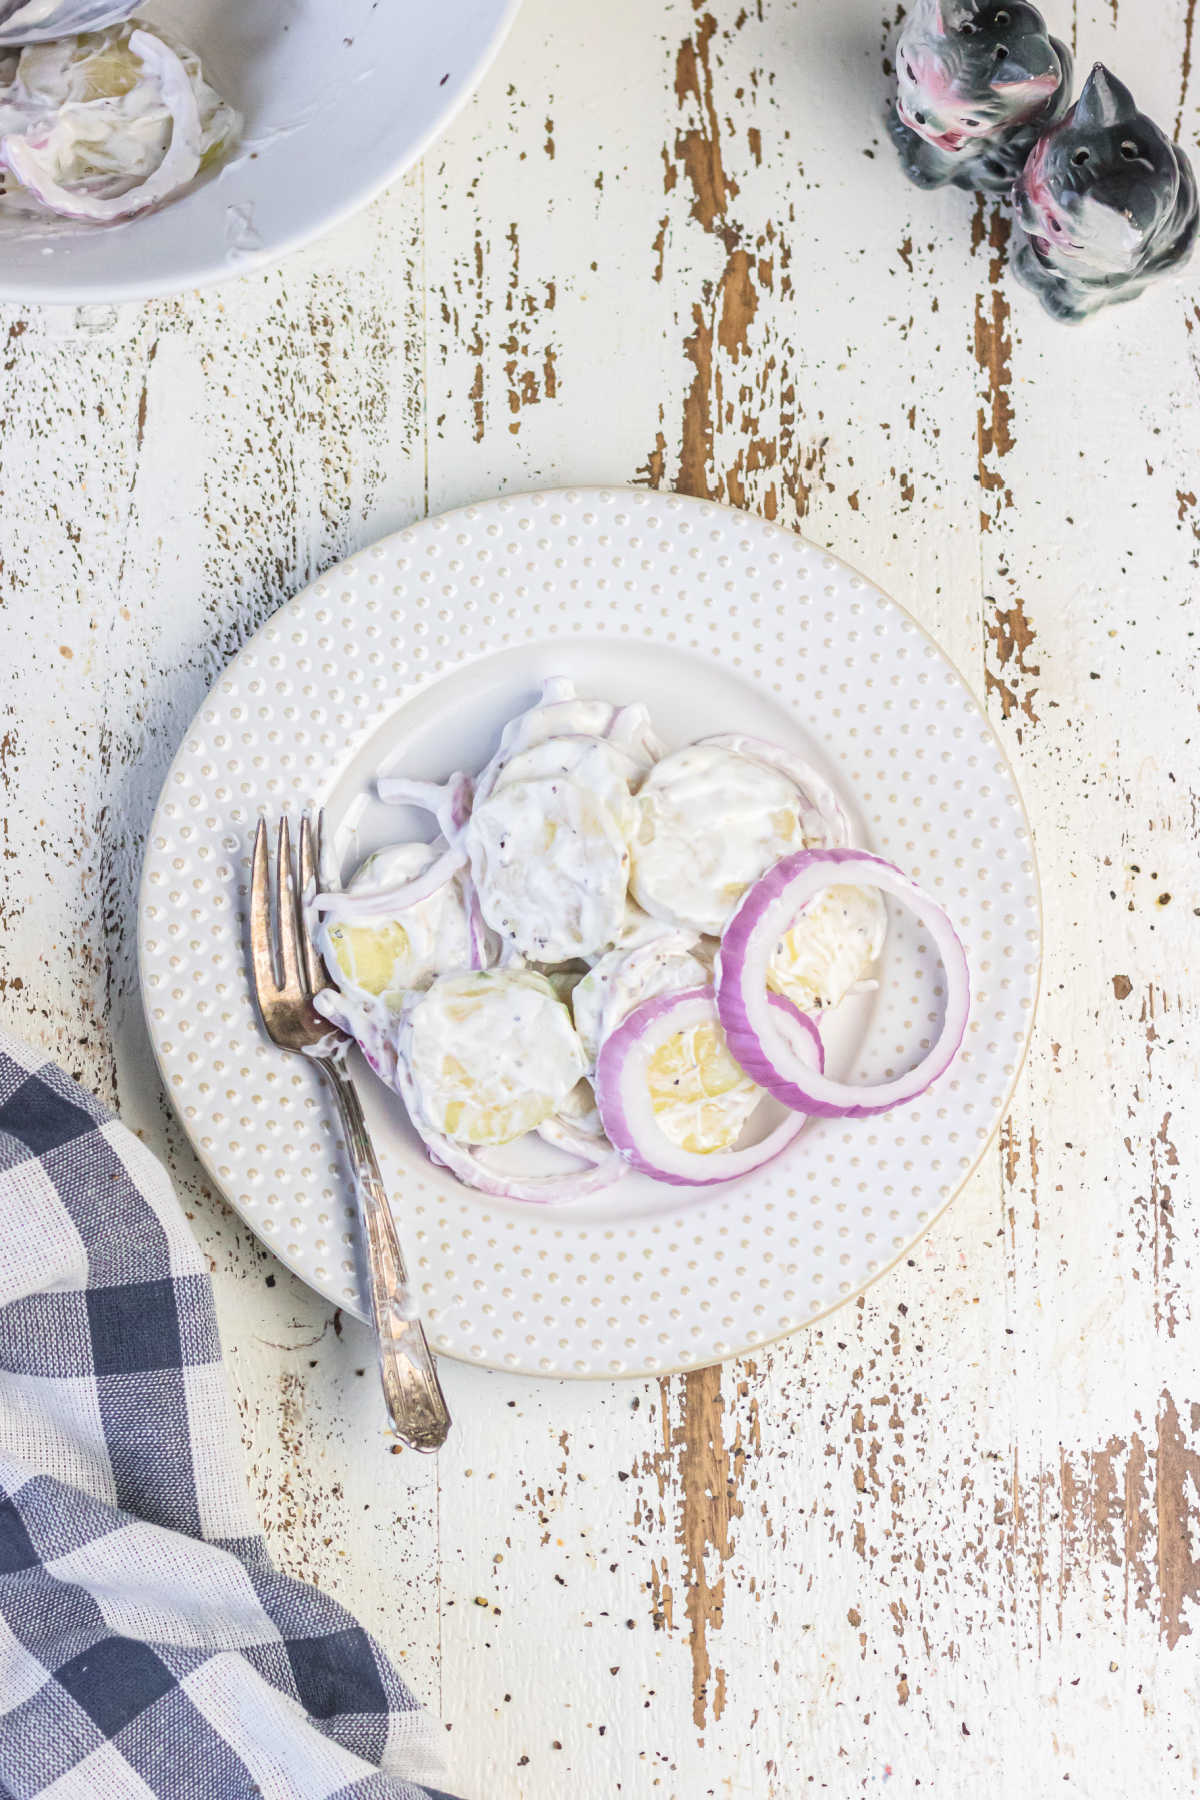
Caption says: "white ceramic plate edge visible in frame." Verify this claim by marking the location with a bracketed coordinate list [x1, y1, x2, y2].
[137, 486, 1043, 1378]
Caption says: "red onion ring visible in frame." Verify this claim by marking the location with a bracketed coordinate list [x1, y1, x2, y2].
[593, 985, 821, 1187]
[312, 842, 466, 923]
[716, 849, 970, 1119]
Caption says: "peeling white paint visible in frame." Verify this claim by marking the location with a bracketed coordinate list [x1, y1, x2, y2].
[0, 1, 1198, 1795]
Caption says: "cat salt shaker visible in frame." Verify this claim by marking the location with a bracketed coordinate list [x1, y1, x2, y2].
[1012, 63, 1199, 322]
[890, 0, 1072, 193]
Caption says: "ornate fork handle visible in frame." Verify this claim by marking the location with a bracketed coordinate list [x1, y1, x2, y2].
[317, 1059, 450, 1453]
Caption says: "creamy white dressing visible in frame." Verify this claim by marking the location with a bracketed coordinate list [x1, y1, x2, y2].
[313, 986, 400, 1092]
[606, 898, 674, 952]
[555, 1076, 603, 1130]
[572, 931, 709, 1069]
[490, 733, 641, 837]
[401, 969, 586, 1147]
[319, 842, 474, 1009]
[641, 1015, 763, 1155]
[473, 679, 660, 806]
[768, 883, 887, 1013]
[700, 732, 850, 848]
[466, 775, 630, 962]
[631, 744, 808, 936]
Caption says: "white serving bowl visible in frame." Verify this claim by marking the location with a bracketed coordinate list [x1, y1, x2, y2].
[0, 0, 520, 303]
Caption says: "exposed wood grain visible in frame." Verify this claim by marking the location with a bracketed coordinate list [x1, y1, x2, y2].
[971, 0, 1200, 1711]
[1177, 0, 1198, 137]
[0, 2, 1198, 1796]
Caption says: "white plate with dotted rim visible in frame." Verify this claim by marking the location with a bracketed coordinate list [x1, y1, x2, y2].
[139, 489, 1041, 1379]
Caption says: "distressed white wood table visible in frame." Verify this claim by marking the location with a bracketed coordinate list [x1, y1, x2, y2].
[1, 2, 1198, 1794]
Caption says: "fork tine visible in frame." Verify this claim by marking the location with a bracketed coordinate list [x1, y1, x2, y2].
[298, 814, 325, 995]
[275, 816, 305, 996]
[250, 818, 281, 1000]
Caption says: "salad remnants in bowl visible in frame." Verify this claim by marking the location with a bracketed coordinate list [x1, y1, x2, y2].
[307, 680, 971, 1204]
[0, 20, 239, 222]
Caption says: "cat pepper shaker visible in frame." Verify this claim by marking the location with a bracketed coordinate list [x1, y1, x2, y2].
[889, 0, 1072, 193]
[1011, 63, 1199, 321]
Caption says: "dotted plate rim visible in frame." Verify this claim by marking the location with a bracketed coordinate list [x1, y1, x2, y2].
[138, 488, 1042, 1380]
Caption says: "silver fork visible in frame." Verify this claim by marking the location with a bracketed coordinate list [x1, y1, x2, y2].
[249, 814, 451, 1454]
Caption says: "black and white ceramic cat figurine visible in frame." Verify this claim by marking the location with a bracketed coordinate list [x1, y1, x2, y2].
[1012, 64, 1199, 322]
[889, 0, 1072, 193]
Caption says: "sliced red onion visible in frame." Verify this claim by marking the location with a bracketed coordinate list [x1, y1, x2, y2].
[2, 30, 203, 222]
[716, 849, 970, 1119]
[376, 775, 445, 811]
[572, 928, 708, 1071]
[433, 1135, 626, 1203]
[766, 986, 828, 1058]
[473, 686, 624, 804]
[312, 842, 466, 923]
[376, 771, 472, 842]
[313, 988, 399, 1088]
[593, 985, 821, 1188]
[537, 1114, 614, 1164]
[443, 774, 473, 835]
[699, 733, 850, 847]
[605, 702, 665, 766]
[392, 1056, 626, 1204]
[470, 681, 659, 809]
[463, 877, 491, 971]
[503, 695, 616, 747]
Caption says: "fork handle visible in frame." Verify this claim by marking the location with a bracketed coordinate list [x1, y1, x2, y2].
[318, 1062, 451, 1453]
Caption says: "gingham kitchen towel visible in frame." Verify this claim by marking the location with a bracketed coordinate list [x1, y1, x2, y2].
[0, 1027, 458, 1800]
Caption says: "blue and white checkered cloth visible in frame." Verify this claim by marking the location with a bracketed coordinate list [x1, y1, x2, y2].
[0, 1028, 458, 1800]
